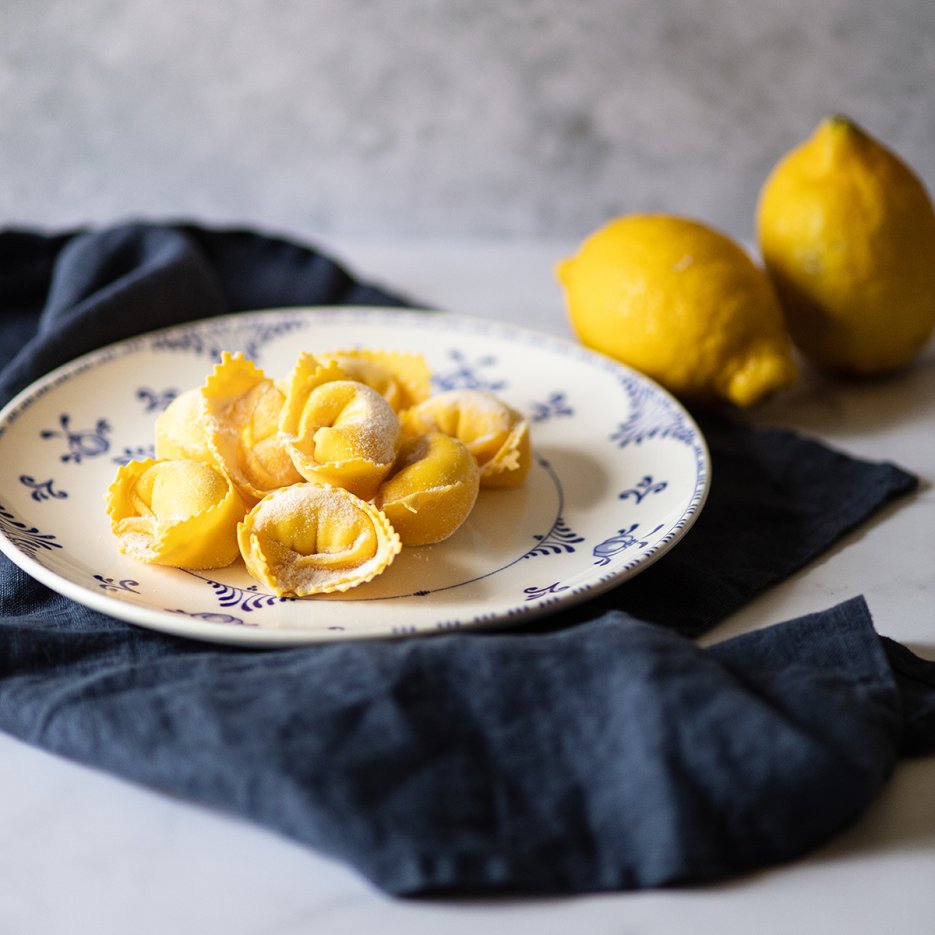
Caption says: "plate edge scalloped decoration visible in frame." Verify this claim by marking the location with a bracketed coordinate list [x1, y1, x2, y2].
[0, 307, 710, 646]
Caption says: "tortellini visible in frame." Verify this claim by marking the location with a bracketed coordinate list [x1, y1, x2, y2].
[202, 353, 303, 502]
[279, 353, 399, 500]
[317, 349, 432, 412]
[376, 432, 480, 546]
[238, 483, 401, 596]
[402, 389, 532, 488]
[106, 458, 246, 569]
[105, 344, 531, 599]
[154, 388, 214, 464]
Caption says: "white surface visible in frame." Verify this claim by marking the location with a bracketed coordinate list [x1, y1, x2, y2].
[2, 240, 934, 935]
[2, 1, 934, 243]
[0, 309, 707, 646]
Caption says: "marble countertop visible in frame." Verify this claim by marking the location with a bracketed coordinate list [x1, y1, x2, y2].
[1, 239, 933, 935]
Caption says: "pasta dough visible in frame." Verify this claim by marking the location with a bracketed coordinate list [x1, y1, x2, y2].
[106, 458, 246, 569]
[154, 388, 213, 464]
[202, 352, 302, 502]
[402, 389, 532, 487]
[317, 349, 432, 412]
[279, 353, 400, 500]
[377, 432, 480, 545]
[237, 483, 401, 596]
[106, 345, 531, 600]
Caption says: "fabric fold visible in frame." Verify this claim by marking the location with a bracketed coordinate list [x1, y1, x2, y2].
[0, 222, 410, 403]
[0, 221, 931, 897]
[0, 592, 919, 894]
[613, 413, 918, 635]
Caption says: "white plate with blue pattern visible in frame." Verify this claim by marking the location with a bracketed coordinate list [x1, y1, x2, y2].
[0, 308, 709, 646]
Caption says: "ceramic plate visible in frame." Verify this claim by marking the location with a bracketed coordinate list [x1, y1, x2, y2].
[0, 308, 709, 646]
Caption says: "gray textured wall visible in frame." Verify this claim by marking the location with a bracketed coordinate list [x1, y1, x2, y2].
[2, 0, 934, 243]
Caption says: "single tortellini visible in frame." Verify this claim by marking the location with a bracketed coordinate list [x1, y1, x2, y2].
[376, 432, 480, 546]
[237, 483, 402, 596]
[202, 352, 302, 502]
[105, 458, 246, 569]
[401, 389, 531, 488]
[317, 349, 432, 412]
[279, 353, 400, 500]
[154, 387, 213, 463]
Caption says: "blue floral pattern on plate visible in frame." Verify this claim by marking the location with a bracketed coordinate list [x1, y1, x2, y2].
[19, 476, 68, 502]
[0, 502, 63, 557]
[432, 349, 506, 392]
[529, 391, 574, 423]
[137, 387, 179, 412]
[94, 575, 141, 594]
[0, 308, 709, 647]
[610, 376, 699, 448]
[41, 414, 111, 463]
[619, 475, 668, 504]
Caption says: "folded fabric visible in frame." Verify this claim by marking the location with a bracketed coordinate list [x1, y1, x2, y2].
[595, 410, 918, 637]
[0, 222, 932, 896]
[0, 223, 409, 403]
[0, 587, 927, 894]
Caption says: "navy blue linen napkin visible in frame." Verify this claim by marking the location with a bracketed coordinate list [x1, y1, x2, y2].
[0, 222, 932, 896]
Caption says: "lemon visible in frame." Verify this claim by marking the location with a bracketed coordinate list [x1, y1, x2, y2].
[757, 115, 935, 375]
[555, 214, 797, 407]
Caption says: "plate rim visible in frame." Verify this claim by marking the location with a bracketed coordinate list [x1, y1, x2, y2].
[0, 306, 711, 646]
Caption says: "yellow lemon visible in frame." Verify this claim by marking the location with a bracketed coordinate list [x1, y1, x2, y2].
[556, 214, 797, 407]
[757, 115, 935, 375]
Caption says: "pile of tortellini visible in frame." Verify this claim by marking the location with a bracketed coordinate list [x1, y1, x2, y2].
[105, 348, 531, 597]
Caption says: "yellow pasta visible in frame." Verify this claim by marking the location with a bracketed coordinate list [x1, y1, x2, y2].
[317, 349, 432, 412]
[106, 458, 246, 569]
[107, 345, 532, 601]
[401, 389, 532, 488]
[154, 387, 213, 464]
[279, 352, 400, 500]
[237, 483, 401, 596]
[202, 352, 302, 502]
[377, 432, 480, 545]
